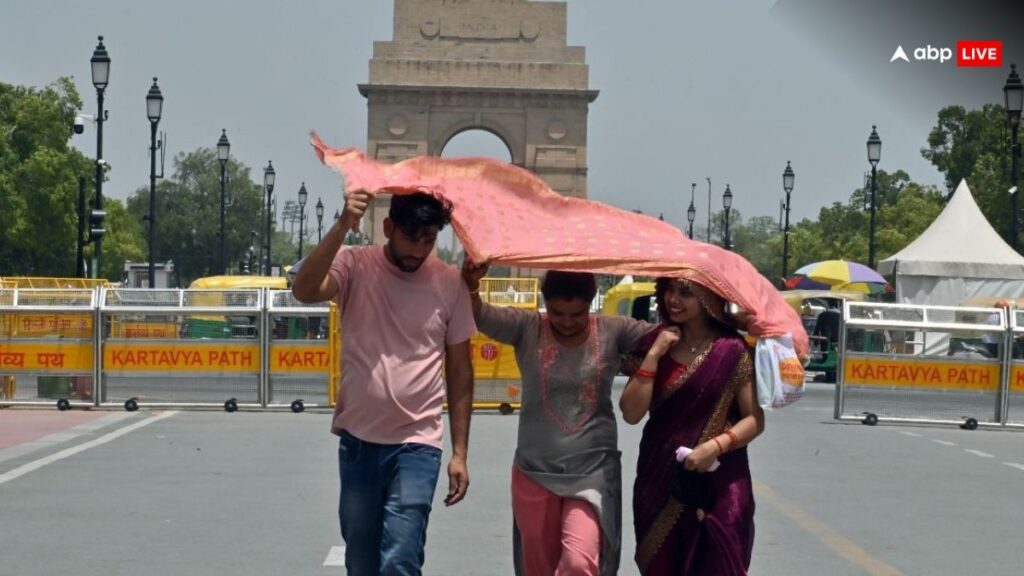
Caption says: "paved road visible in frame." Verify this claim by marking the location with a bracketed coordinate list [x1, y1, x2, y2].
[2, 381, 1023, 575]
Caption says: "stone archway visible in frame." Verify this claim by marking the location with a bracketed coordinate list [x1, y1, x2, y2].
[359, 0, 598, 244]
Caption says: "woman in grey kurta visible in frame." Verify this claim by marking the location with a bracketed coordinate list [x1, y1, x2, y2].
[463, 263, 655, 576]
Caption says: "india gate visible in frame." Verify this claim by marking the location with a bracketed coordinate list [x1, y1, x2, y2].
[360, 0, 598, 244]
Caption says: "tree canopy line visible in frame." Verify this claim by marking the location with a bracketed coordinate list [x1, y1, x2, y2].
[0, 78, 1017, 286]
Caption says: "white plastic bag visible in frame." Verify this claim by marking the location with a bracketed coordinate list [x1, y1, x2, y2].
[754, 334, 805, 409]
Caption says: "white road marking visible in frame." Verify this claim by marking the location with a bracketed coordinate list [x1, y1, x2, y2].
[932, 440, 957, 447]
[0, 412, 135, 465]
[964, 449, 994, 458]
[1003, 462, 1024, 472]
[0, 411, 178, 486]
[324, 545, 346, 567]
[899, 431, 922, 437]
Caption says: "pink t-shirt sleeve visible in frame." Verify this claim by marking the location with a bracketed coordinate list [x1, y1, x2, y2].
[446, 280, 477, 345]
[327, 247, 356, 304]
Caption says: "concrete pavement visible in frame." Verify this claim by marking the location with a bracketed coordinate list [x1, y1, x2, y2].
[1, 381, 1022, 575]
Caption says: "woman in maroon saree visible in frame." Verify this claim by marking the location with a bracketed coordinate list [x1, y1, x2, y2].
[620, 276, 765, 575]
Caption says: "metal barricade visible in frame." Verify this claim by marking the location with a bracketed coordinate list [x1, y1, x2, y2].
[0, 288, 98, 408]
[480, 277, 539, 309]
[1006, 309, 1024, 427]
[836, 301, 1007, 428]
[266, 290, 332, 411]
[99, 288, 263, 410]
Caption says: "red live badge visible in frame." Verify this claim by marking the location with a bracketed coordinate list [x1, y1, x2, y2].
[956, 40, 1003, 67]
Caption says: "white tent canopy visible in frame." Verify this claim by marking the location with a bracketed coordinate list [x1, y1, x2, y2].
[878, 179, 1024, 280]
[878, 180, 1024, 354]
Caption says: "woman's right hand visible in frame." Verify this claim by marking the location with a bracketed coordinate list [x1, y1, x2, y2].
[648, 327, 681, 358]
[461, 259, 490, 292]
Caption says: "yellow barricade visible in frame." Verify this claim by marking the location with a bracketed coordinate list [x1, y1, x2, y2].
[328, 302, 341, 408]
[843, 355, 1000, 392]
[104, 342, 260, 373]
[469, 277, 537, 412]
[0, 342, 94, 372]
[270, 342, 332, 374]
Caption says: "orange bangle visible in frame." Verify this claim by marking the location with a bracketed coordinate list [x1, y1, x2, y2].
[725, 429, 740, 450]
[712, 437, 724, 455]
[634, 368, 657, 379]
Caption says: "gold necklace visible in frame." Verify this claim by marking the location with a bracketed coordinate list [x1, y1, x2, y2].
[683, 332, 711, 354]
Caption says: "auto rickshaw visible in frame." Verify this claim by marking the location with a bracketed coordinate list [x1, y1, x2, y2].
[185, 276, 288, 339]
[601, 280, 657, 322]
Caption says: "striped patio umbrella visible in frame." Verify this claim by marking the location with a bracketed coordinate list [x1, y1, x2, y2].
[786, 260, 890, 295]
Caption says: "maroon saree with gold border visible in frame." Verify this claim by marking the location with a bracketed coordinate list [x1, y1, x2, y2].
[628, 333, 756, 575]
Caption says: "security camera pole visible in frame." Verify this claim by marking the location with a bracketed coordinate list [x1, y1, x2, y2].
[89, 36, 110, 279]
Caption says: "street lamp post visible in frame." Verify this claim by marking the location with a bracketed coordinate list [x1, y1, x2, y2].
[782, 161, 795, 278]
[687, 182, 696, 239]
[146, 78, 163, 288]
[1004, 64, 1023, 251]
[706, 177, 712, 243]
[867, 126, 882, 268]
[248, 231, 257, 275]
[723, 184, 733, 250]
[264, 161, 275, 276]
[89, 36, 110, 279]
[297, 183, 308, 260]
[316, 198, 324, 242]
[217, 129, 230, 274]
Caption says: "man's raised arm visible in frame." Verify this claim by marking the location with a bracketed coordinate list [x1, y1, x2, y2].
[293, 191, 371, 303]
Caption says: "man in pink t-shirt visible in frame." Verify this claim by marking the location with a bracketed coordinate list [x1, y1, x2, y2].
[293, 191, 475, 576]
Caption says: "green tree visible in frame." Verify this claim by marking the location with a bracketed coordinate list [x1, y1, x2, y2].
[732, 215, 782, 280]
[126, 149, 267, 285]
[781, 171, 945, 272]
[0, 78, 90, 276]
[922, 104, 1015, 245]
[100, 199, 146, 280]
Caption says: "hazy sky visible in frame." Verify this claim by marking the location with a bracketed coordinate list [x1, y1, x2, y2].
[3, 0, 1021, 238]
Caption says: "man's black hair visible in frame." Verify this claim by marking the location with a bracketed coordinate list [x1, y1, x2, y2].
[388, 193, 452, 239]
[541, 271, 598, 303]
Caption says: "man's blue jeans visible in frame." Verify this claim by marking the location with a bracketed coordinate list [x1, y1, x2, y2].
[338, 430, 442, 576]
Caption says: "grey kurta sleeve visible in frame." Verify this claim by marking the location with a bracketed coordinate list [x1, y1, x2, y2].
[476, 303, 537, 347]
[614, 317, 658, 353]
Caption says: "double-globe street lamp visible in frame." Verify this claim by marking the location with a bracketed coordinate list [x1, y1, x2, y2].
[782, 161, 795, 279]
[217, 129, 230, 274]
[866, 126, 882, 269]
[264, 161, 276, 276]
[146, 78, 163, 288]
[1004, 64, 1022, 251]
[297, 183, 308, 260]
[723, 184, 733, 250]
[687, 182, 696, 239]
[89, 36, 110, 279]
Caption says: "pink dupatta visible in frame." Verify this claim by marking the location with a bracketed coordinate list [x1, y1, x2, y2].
[311, 133, 808, 356]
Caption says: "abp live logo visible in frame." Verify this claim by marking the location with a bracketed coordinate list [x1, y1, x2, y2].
[891, 40, 1002, 67]
[957, 40, 1002, 67]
